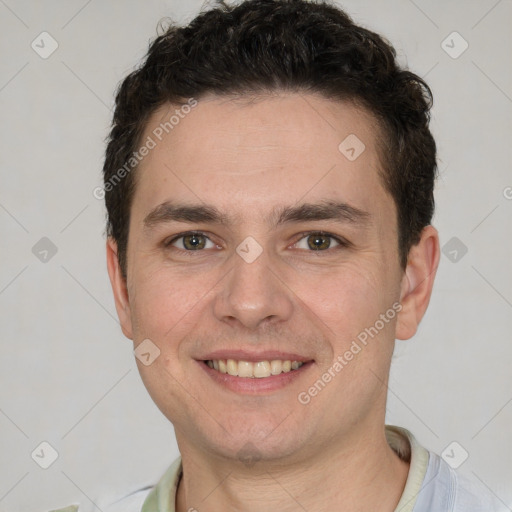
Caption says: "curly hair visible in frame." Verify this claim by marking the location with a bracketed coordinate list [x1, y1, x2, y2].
[103, 0, 437, 278]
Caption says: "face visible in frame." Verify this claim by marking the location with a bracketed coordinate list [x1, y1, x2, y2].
[107, 93, 438, 466]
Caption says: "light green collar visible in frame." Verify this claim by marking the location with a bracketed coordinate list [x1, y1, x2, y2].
[141, 425, 429, 512]
[141, 456, 182, 512]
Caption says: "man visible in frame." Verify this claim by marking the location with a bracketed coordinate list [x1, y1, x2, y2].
[57, 0, 505, 510]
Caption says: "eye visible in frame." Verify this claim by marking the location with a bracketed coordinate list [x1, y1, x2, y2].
[167, 232, 216, 251]
[293, 232, 345, 251]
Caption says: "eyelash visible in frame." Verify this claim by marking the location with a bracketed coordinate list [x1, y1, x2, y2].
[164, 230, 350, 253]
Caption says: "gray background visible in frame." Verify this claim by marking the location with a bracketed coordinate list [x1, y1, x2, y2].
[0, 0, 511, 510]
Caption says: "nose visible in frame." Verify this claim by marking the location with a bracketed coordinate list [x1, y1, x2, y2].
[212, 244, 294, 331]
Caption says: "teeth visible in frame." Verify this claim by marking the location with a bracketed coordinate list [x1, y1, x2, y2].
[253, 361, 271, 378]
[238, 361, 253, 378]
[270, 360, 282, 375]
[227, 359, 238, 376]
[206, 359, 305, 378]
[218, 359, 227, 374]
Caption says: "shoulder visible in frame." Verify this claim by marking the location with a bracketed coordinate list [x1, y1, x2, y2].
[414, 450, 507, 512]
[387, 426, 508, 512]
[48, 457, 181, 512]
[99, 486, 154, 512]
[451, 470, 507, 512]
[49, 487, 153, 512]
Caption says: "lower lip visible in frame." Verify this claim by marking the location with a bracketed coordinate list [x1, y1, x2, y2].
[197, 360, 314, 394]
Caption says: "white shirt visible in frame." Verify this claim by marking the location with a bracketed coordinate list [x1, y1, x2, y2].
[55, 425, 509, 512]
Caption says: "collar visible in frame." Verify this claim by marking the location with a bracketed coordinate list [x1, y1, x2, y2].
[141, 425, 429, 512]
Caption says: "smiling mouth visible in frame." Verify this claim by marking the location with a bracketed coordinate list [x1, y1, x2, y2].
[204, 359, 305, 378]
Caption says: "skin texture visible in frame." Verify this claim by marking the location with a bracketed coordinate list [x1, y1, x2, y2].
[106, 93, 440, 512]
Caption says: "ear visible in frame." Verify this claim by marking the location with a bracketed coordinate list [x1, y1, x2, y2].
[395, 225, 440, 340]
[106, 237, 133, 340]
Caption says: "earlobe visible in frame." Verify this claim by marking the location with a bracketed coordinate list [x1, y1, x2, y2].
[106, 238, 134, 340]
[395, 226, 440, 340]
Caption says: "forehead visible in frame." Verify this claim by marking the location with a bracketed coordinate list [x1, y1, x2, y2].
[131, 93, 391, 224]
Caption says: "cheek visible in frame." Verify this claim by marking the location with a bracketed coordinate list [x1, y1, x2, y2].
[130, 268, 209, 417]
[305, 263, 380, 320]
[129, 265, 211, 343]
[299, 262, 399, 356]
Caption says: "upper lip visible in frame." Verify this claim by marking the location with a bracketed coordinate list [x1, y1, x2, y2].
[199, 349, 314, 363]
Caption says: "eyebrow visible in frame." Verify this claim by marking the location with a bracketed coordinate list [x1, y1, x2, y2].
[142, 199, 371, 232]
[271, 200, 370, 227]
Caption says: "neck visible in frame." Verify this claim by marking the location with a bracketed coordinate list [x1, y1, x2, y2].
[175, 426, 410, 512]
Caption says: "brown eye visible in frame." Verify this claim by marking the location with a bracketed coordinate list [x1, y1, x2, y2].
[293, 232, 343, 251]
[169, 232, 214, 250]
[307, 233, 332, 250]
[183, 234, 206, 250]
